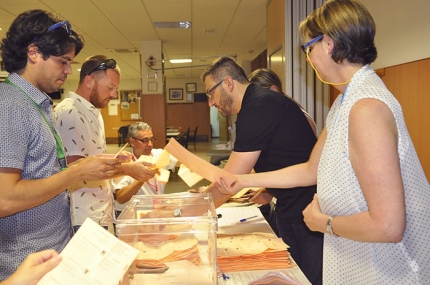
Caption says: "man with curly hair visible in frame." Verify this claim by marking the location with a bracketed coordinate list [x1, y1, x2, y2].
[0, 10, 120, 280]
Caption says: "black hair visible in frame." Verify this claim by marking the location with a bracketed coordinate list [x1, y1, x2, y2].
[200, 57, 248, 83]
[0, 9, 84, 72]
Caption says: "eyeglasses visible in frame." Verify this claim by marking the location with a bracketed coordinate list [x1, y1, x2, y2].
[301, 34, 324, 55]
[206, 77, 226, 99]
[132, 137, 156, 144]
[33, 20, 72, 41]
[48, 20, 72, 34]
[87, 58, 117, 75]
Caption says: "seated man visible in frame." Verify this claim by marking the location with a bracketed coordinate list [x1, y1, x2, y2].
[113, 122, 179, 217]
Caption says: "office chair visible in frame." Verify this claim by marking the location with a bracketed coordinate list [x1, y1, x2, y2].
[176, 127, 190, 148]
[188, 126, 198, 150]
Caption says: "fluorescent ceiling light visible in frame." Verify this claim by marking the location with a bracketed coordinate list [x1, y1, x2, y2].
[154, 22, 192, 29]
[170, 59, 192, 63]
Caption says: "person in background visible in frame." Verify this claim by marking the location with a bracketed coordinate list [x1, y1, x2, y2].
[218, 0, 430, 283]
[248, 68, 317, 136]
[0, 250, 61, 285]
[53, 55, 156, 232]
[0, 10, 121, 281]
[200, 57, 322, 285]
[113, 122, 178, 217]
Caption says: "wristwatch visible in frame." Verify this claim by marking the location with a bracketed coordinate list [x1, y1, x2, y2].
[326, 216, 338, 236]
[173, 206, 182, 217]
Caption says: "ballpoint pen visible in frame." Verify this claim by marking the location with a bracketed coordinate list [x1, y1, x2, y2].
[239, 215, 258, 222]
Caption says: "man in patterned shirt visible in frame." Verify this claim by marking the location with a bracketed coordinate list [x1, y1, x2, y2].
[54, 55, 156, 232]
[0, 10, 121, 281]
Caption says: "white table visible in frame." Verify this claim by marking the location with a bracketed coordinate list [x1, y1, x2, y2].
[216, 205, 311, 285]
[166, 131, 181, 138]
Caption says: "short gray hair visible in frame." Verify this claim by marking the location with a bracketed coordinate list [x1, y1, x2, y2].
[128, 122, 152, 138]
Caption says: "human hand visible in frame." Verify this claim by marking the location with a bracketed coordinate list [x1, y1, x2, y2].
[72, 155, 120, 181]
[249, 189, 272, 205]
[2, 250, 62, 285]
[302, 194, 325, 233]
[122, 161, 157, 182]
[213, 177, 242, 196]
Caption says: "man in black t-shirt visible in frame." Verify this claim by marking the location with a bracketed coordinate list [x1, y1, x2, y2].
[200, 57, 323, 285]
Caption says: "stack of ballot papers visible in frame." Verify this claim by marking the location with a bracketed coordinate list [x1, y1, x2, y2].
[132, 233, 201, 267]
[216, 232, 294, 272]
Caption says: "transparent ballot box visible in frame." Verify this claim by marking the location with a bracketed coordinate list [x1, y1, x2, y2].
[115, 193, 218, 285]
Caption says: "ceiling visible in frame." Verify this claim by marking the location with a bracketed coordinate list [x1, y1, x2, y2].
[0, 0, 268, 81]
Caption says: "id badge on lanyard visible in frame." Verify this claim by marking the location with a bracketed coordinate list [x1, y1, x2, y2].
[5, 79, 67, 171]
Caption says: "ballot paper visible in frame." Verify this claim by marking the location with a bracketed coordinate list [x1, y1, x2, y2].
[220, 268, 310, 285]
[164, 138, 236, 186]
[37, 218, 139, 285]
[137, 149, 171, 183]
[178, 164, 204, 187]
[247, 270, 304, 285]
[137, 149, 171, 169]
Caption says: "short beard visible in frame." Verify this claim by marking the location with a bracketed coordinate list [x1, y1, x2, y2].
[219, 87, 234, 117]
[89, 83, 104, 108]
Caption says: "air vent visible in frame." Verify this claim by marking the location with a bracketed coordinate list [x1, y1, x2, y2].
[113, 49, 138, 53]
[154, 22, 192, 29]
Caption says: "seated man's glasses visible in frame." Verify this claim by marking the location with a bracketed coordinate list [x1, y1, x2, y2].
[301, 34, 324, 55]
[33, 20, 72, 41]
[132, 137, 156, 144]
[206, 77, 226, 99]
[87, 58, 117, 75]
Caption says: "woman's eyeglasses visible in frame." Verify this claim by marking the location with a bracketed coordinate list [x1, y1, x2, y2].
[301, 34, 324, 55]
[87, 58, 117, 75]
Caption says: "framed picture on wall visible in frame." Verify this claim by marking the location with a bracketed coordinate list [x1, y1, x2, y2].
[120, 90, 140, 104]
[169, 88, 183, 100]
[186, 83, 197, 92]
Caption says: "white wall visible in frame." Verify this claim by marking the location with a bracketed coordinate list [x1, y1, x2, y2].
[360, 0, 430, 69]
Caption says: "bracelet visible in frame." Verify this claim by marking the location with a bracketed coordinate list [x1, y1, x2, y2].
[326, 216, 338, 236]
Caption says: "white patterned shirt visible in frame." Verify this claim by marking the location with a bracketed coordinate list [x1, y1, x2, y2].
[54, 92, 112, 226]
[318, 65, 430, 284]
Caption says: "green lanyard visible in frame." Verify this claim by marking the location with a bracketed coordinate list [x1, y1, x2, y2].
[5, 79, 67, 171]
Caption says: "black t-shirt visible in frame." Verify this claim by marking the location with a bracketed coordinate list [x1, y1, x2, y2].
[234, 84, 317, 223]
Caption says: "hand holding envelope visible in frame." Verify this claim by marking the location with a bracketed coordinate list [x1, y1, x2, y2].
[136, 149, 172, 184]
[164, 138, 237, 187]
